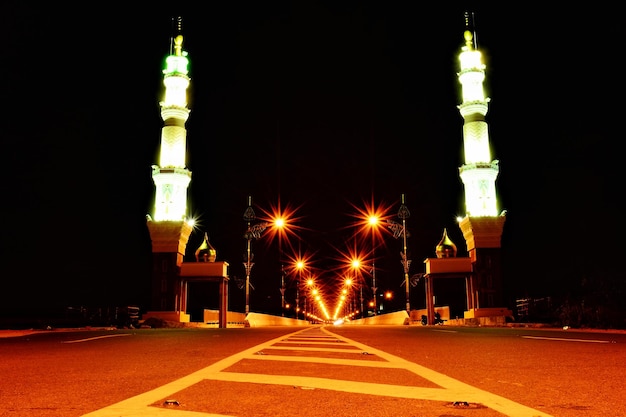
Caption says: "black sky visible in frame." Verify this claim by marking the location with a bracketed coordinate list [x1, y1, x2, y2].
[2, 2, 624, 316]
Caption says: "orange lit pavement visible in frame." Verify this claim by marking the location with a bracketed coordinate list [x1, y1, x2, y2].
[80, 326, 552, 417]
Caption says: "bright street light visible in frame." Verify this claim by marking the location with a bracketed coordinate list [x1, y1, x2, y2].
[295, 259, 306, 320]
[261, 200, 300, 316]
[349, 257, 366, 318]
[367, 214, 380, 314]
[351, 199, 392, 317]
[242, 196, 270, 315]
[398, 194, 411, 314]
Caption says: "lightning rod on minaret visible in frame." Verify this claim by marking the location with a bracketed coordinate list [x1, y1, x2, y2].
[463, 11, 479, 49]
[464, 11, 478, 50]
[471, 12, 477, 49]
[169, 16, 183, 55]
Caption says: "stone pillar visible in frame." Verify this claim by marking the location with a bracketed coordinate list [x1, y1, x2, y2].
[146, 220, 193, 312]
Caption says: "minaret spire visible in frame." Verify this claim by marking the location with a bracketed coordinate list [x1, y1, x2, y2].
[457, 11, 499, 217]
[456, 13, 510, 316]
[463, 11, 478, 50]
[151, 16, 192, 221]
[169, 16, 183, 55]
[146, 17, 194, 314]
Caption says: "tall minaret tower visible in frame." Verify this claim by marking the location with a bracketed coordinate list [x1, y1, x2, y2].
[456, 13, 509, 314]
[146, 17, 194, 313]
[457, 13, 499, 218]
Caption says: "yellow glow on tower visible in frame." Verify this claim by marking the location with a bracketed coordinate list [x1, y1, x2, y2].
[152, 31, 192, 222]
[457, 27, 499, 217]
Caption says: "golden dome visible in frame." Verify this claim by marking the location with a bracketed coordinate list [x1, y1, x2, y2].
[436, 228, 457, 258]
[195, 233, 217, 262]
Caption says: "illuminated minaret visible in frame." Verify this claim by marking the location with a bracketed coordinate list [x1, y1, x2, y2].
[152, 19, 192, 222]
[456, 13, 508, 313]
[457, 14, 499, 217]
[146, 17, 194, 312]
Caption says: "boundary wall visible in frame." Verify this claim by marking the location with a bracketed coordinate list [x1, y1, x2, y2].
[346, 310, 410, 325]
[244, 312, 311, 327]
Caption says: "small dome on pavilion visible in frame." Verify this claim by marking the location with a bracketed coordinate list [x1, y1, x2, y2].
[195, 232, 216, 262]
[435, 228, 457, 258]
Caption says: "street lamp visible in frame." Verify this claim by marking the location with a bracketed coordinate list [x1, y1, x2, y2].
[310, 285, 318, 321]
[398, 194, 411, 314]
[243, 196, 269, 315]
[273, 216, 286, 316]
[344, 277, 354, 316]
[304, 276, 314, 321]
[352, 200, 390, 316]
[368, 214, 379, 314]
[280, 264, 286, 316]
[295, 259, 305, 320]
[350, 258, 365, 318]
[387, 193, 412, 314]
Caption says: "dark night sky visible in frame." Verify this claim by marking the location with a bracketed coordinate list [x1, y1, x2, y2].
[2, 2, 624, 316]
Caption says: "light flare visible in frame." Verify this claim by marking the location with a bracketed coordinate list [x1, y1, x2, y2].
[257, 199, 304, 255]
[349, 198, 394, 251]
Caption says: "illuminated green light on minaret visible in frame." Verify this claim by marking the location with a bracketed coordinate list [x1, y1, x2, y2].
[152, 30, 192, 222]
[457, 26, 500, 218]
[162, 35, 189, 108]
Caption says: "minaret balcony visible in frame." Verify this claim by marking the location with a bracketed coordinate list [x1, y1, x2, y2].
[459, 161, 499, 175]
[152, 165, 191, 178]
[160, 106, 190, 122]
[458, 101, 488, 117]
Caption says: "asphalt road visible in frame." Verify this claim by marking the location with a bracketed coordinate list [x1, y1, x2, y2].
[1, 325, 624, 417]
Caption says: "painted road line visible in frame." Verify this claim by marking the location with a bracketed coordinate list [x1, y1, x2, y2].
[82, 326, 553, 417]
[61, 334, 132, 343]
[521, 335, 611, 343]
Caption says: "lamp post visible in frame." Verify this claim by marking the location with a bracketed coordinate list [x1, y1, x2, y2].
[388, 194, 412, 314]
[344, 277, 353, 317]
[243, 196, 268, 315]
[295, 260, 305, 320]
[312, 288, 319, 321]
[399, 194, 411, 314]
[350, 258, 365, 318]
[305, 276, 314, 321]
[280, 264, 286, 316]
[270, 215, 286, 316]
[368, 215, 380, 315]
